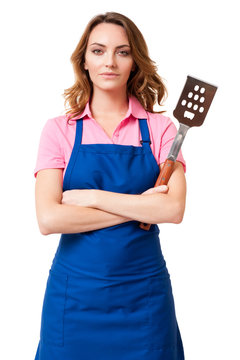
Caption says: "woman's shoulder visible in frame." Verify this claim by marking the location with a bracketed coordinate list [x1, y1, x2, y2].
[40, 114, 75, 139]
[146, 111, 177, 133]
[43, 114, 69, 129]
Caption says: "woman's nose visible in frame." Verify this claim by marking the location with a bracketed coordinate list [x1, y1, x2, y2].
[105, 51, 116, 67]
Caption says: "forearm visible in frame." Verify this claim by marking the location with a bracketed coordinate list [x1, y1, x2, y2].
[95, 190, 178, 224]
[94, 191, 184, 224]
[41, 203, 132, 235]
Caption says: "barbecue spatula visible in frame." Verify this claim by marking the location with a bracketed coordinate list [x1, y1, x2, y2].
[139, 75, 217, 231]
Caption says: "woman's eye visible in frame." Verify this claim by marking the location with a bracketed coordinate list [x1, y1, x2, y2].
[92, 49, 102, 54]
[119, 51, 129, 56]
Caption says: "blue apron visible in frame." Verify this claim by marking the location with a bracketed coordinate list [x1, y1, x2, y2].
[34, 117, 185, 360]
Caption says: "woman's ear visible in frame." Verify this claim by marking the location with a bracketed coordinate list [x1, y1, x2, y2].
[84, 62, 88, 70]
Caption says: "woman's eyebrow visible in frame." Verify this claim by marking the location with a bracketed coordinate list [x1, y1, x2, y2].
[90, 42, 130, 49]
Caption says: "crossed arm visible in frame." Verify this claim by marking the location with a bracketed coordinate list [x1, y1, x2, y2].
[35, 161, 186, 235]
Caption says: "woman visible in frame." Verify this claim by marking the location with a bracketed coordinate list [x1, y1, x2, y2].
[34, 11, 186, 360]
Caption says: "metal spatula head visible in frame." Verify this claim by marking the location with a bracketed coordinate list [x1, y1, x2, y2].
[173, 75, 217, 128]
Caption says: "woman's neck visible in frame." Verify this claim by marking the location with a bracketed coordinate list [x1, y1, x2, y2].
[90, 88, 129, 119]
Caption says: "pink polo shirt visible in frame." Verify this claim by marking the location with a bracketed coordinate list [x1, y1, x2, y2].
[34, 95, 186, 180]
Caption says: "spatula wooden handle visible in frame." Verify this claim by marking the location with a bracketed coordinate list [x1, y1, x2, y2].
[139, 159, 175, 231]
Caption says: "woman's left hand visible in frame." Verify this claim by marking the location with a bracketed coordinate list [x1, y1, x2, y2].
[61, 189, 97, 207]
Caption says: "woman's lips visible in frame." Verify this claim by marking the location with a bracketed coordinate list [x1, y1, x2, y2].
[100, 73, 120, 79]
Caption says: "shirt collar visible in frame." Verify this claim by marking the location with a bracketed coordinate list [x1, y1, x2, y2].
[68, 95, 148, 121]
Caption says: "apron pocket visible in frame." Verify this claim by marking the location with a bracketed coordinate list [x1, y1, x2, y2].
[63, 275, 150, 349]
[147, 274, 178, 350]
[40, 269, 68, 347]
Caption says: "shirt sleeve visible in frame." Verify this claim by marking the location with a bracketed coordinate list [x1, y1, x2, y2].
[34, 117, 65, 178]
[159, 117, 186, 172]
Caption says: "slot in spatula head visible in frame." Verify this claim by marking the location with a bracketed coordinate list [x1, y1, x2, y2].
[173, 75, 217, 127]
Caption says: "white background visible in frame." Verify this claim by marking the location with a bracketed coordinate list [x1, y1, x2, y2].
[1, 0, 239, 359]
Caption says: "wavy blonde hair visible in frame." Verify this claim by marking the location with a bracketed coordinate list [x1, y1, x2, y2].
[63, 12, 167, 121]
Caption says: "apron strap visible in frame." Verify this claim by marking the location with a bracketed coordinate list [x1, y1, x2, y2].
[76, 118, 84, 145]
[138, 118, 152, 146]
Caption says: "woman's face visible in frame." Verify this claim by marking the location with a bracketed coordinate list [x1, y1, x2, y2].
[84, 23, 135, 93]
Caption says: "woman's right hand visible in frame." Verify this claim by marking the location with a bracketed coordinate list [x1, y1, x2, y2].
[141, 185, 168, 195]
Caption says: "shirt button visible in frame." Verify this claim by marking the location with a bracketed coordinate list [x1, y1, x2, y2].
[115, 132, 119, 137]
